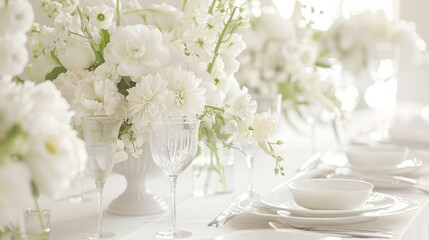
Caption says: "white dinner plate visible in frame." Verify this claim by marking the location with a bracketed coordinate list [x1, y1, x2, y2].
[238, 199, 378, 226]
[260, 190, 396, 217]
[347, 159, 423, 175]
[214, 229, 325, 240]
[238, 194, 419, 227]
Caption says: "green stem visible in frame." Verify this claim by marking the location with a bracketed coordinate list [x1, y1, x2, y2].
[181, 0, 188, 11]
[205, 105, 224, 112]
[207, 7, 237, 74]
[116, 0, 120, 26]
[208, 0, 217, 14]
[32, 194, 47, 231]
[123, 9, 150, 15]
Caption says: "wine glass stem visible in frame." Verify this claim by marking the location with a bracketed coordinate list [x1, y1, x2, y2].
[95, 180, 105, 238]
[169, 176, 178, 234]
[245, 155, 254, 196]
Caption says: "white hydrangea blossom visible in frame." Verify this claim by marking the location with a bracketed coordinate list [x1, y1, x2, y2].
[0, 0, 34, 34]
[0, 33, 29, 76]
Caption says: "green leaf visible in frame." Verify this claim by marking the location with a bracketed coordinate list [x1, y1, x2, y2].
[278, 80, 300, 104]
[45, 66, 67, 80]
[312, 31, 323, 41]
[117, 76, 135, 96]
[50, 51, 64, 67]
[318, 48, 329, 58]
[315, 60, 331, 68]
[99, 29, 110, 55]
[0, 124, 27, 164]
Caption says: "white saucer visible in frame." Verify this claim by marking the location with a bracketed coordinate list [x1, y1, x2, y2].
[260, 190, 396, 217]
[348, 159, 423, 175]
[238, 193, 419, 227]
[214, 229, 325, 240]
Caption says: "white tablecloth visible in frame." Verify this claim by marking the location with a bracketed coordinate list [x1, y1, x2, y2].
[41, 110, 429, 240]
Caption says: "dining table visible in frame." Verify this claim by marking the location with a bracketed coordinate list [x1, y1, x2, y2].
[39, 106, 429, 240]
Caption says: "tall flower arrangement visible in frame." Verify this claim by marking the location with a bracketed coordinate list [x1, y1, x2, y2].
[322, 11, 423, 75]
[28, 0, 284, 175]
[0, 0, 87, 238]
[236, 1, 342, 123]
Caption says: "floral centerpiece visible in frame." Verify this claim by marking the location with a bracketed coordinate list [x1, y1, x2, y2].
[236, 0, 342, 126]
[0, 0, 87, 238]
[322, 11, 425, 112]
[28, 0, 284, 198]
[322, 11, 423, 77]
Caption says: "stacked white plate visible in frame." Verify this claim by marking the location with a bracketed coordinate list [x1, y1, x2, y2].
[238, 189, 419, 227]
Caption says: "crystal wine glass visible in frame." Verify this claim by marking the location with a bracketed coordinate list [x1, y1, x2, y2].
[149, 118, 200, 239]
[81, 115, 122, 239]
[241, 94, 282, 200]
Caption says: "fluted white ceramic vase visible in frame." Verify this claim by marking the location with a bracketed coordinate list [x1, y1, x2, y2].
[107, 143, 167, 216]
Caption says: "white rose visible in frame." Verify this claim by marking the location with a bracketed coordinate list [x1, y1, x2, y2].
[58, 38, 96, 70]
[0, 161, 32, 227]
[104, 24, 170, 77]
[0, 0, 34, 34]
[75, 75, 126, 120]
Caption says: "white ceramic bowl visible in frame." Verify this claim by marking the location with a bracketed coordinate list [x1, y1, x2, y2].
[288, 179, 374, 210]
[345, 143, 409, 168]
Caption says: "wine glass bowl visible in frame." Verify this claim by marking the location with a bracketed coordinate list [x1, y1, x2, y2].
[81, 115, 122, 239]
[150, 118, 200, 239]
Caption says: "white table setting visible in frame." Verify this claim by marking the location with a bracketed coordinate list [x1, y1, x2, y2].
[31, 106, 429, 240]
[4, 0, 429, 240]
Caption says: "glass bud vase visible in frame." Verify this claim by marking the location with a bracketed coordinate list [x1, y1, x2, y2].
[25, 208, 50, 240]
[192, 145, 234, 196]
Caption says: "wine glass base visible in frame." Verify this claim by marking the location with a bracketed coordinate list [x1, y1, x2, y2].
[153, 230, 192, 239]
[83, 231, 115, 239]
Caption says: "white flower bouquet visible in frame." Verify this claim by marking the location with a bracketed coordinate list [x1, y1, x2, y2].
[28, 0, 284, 178]
[0, 0, 87, 237]
[322, 11, 423, 75]
[236, 1, 342, 124]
